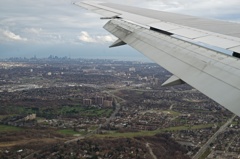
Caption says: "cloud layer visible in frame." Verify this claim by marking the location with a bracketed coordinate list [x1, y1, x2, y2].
[78, 31, 116, 43]
[1, 0, 240, 45]
[0, 0, 239, 58]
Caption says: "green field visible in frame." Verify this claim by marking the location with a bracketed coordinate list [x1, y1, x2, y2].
[163, 110, 180, 117]
[0, 125, 23, 132]
[2, 105, 114, 119]
[0, 115, 9, 119]
[95, 130, 157, 138]
[59, 106, 113, 117]
[4, 106, 36, 115]
[162, 124, 214, 131]
[57, 129, 86, 135]
[94, 123, 214, 138]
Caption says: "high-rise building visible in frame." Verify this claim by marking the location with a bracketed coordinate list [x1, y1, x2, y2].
[103, 100, 112, 107]
[83, 99, 92, 106]
[95, 96, 104, 105]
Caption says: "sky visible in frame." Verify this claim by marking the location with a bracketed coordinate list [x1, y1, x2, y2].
[0, 0, 240, 60]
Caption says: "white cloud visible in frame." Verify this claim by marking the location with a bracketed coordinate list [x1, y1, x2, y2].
[24, 28, 43, 34]
[142, 0, 240, 18]
[97, 35, 116, 43]
[97, 0, 240, 19]
[78, 31, 97, 43]
[2, 30, 27, 41]
[78, 31, 116, 43]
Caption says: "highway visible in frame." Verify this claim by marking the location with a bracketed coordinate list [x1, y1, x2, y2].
[193, 115, 236, 159]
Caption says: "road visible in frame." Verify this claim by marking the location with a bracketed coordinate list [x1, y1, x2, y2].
[103, 102, 121, 126]
[192, 115, 236, 159]
[146, 142, 157, 159]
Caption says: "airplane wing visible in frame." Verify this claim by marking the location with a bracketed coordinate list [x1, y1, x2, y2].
[74, 1, 240, 117]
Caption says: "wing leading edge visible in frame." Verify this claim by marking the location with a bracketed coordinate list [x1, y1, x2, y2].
[75, 1, 240, 116]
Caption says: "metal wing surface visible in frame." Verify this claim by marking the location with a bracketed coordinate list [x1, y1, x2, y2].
[75, 1, 240, 116]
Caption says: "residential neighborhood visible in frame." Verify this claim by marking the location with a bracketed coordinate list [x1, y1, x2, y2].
[0, 57, 239, 159]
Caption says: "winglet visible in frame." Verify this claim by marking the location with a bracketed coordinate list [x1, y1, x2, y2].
[162, 75, 185, 87]
[109, 39, 126, 48]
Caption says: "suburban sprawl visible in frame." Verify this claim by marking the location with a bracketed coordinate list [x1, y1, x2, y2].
[0, 57, 239, 159]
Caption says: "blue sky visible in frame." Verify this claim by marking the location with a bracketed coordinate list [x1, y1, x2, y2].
[0, 0, 240, 60]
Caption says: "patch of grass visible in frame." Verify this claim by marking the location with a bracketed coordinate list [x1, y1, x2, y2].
[58, 106, 113, 117]
[163, 110, 180, 117]
[105, 109, 114, 117]
[162, 124, 213, 131]
[94, 123, 214, 138]
[231, 121, 238, 125]
[57, 129, 86, 136]
[162, 126, 190, 131]
[0, 125, 23, 132]
[135, 91, 143, 95]
[199, 148, 211, 159]
[94, 130, 157, 138]
[191, 124, 213, 129]
[89, 125, 99, 131]
[5, 106, 37, 115]
[0, 115, 8, 119]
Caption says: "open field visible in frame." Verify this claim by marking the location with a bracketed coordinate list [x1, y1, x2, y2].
[162, 110, 180, 117]
[2, 105, 114, 119]
[58, 106, 113, 117]
[57, 129, 86, 136]
[94, 123, 214, 138]
[0, 115, 9, 120]
[0, 128, 69, 149]
[0, 125, 22, 132]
